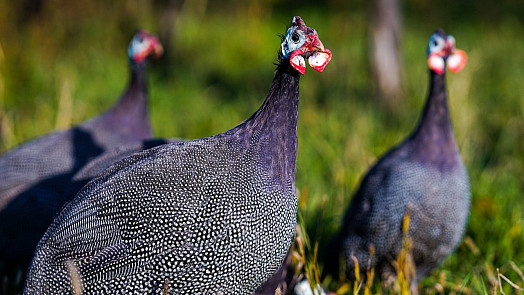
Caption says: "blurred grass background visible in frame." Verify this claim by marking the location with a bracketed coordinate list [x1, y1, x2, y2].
[0, 0, 523, 293]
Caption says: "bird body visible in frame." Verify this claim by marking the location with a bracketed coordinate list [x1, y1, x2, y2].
[24, 16, 331, 294]
[30, 132, 297, 293]
[0, 30, 163, 266]
[326, 30, 470, 289]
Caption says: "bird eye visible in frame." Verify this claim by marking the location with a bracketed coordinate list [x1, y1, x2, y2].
[291, 32, 300, 43]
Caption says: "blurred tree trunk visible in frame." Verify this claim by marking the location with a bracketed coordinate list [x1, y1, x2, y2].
[156, 0, 180, 52]
[153, 0, 181, 78]
[371, 0, 402, 106]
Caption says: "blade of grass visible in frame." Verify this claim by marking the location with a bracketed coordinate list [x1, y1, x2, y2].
[498, 270, 524, 291]
[509, 261, 524, 282]
[457, 272, 471, 295]
[480, 275, 489, 295]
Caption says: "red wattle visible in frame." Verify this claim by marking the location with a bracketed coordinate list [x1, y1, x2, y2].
[309, 48, 332, 73]
[290, 49, 306, 75]
[428, 54, 445, 75]
[447, 49, 467, 73]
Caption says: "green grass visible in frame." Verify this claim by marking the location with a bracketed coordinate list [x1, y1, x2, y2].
[0, 1, 523, 294]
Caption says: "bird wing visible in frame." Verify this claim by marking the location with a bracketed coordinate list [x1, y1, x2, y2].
[0, 130, 77, 208]
[31, 135, 255, 284]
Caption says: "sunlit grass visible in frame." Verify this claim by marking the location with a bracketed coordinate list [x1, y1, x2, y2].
[0, 1, 522, 294]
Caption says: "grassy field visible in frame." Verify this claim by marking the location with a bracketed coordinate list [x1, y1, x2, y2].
[0, 1, 523, 294]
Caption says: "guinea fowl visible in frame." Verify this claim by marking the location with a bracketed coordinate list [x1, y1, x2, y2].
[0, 30, 163, 268]
[24, 16, 331, 294]
[324, 30, 469, 291]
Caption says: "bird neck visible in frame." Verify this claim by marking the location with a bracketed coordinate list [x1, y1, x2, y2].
[119, 61, 149, 108]
[410, 70, 460, 170]
[415, 70, 453, 137]
[98, 60, 151, 140]
[242, 60, 300, 186]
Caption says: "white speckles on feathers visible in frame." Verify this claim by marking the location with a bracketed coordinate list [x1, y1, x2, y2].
[25, 121, 297, 295]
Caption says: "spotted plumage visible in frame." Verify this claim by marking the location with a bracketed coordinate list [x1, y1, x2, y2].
[24, 16, 331, 294]
[324, 30, 470, 291]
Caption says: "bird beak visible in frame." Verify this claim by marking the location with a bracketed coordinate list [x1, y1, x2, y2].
[303, 33, 325, 52]
[443, 43, 453, 56]
[443, 35, 457, 56]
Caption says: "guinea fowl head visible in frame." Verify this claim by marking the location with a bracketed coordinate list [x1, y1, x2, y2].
[427, 29, 467, 75]
[127, 30, 164, 63]
[280, 16, 332, 75]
